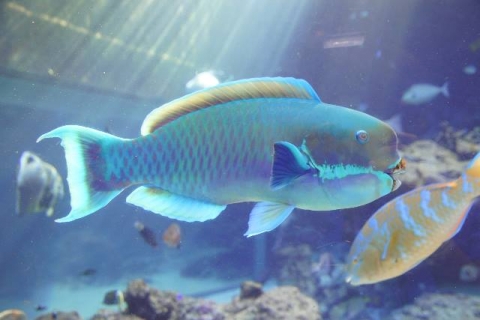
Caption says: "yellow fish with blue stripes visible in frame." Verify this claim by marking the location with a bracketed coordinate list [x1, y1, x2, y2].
[346, 151, 480, 285]
[37, 77, 404, 237]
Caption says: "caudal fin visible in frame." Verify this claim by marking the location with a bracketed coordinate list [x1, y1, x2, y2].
[441, 82, 450, 98]
[460, 151, 480, 198]
[37, 125, 128, 222]
[466, 151, 480, 177]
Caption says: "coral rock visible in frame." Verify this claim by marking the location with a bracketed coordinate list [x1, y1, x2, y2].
[400, 140, 466, 187]
[91, 310, 142, 320]
[389, 293, 480, 320]
[0, 310, 27, 320]
[230, 286, 321, 320]
[275, 245, 316, 296]
[36, 311, 82, 320]
[178, 297, 226, 320]
[125, 279, 179, 320]
[239, 281, 263, 300]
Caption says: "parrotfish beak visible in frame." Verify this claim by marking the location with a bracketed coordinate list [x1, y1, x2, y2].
[385, 158, 406, 192]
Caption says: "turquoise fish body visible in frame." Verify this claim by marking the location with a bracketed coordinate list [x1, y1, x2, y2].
[346, 152, 480, 285]
[38, 78, 403, 236]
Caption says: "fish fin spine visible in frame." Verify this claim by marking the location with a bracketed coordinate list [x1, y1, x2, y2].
[37, 125, 128, 222]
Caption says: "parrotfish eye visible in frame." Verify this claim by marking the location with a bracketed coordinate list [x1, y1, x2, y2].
[355, 130, 369, 144]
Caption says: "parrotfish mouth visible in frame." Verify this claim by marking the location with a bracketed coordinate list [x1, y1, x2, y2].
[386, 158, 406, 192]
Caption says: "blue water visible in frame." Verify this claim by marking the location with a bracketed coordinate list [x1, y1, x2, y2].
[1, 1, 480, 319]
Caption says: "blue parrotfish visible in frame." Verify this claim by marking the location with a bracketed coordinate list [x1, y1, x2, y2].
[37, 77, 404, 237]
[346, 151, 480, 286]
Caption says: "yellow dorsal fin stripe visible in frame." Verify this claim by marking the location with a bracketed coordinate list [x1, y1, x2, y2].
[140, 77, 320, 135]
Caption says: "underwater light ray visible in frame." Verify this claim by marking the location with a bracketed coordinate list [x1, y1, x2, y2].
[267, 0, 310, 76]
[212, 0, 255, 67]
[157, 0, 223, 95]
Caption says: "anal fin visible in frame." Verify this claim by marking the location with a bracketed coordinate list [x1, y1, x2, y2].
[245, 202, 295, 237]
[126, 186, 226, 222]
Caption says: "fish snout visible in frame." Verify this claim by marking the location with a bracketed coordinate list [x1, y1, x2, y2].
[385, 158, 406, 192]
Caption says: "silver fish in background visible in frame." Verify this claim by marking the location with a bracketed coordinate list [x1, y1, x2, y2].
[16, 151, 64, 217]
[401, 82, 449, 105]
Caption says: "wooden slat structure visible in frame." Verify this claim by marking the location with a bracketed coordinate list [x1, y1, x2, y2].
[0, 0, 310, 101]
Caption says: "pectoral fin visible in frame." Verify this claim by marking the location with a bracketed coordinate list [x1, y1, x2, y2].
[244, 202, 295, 237]
[271, 141, 312, 190]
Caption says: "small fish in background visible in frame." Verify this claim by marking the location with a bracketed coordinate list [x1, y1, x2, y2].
[79, 268, 97, 276]
[463, 64, 477, 75]
[35, 305, 47, 312]
[103, 290, 126, 311]
[134, 221, 158, 247]
[401, 82, 449, 105]
[346, 152, 480, 286]
[16, 151, 64, 217]
[185, 70, 222, 93]
[163, 223, 182, 248]
[0, 310, 27, 320]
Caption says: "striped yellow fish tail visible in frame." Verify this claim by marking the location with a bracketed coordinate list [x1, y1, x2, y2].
[466, 152, 480, 179]
[37, 125, 131, 223]
[458, 151, 480, 198]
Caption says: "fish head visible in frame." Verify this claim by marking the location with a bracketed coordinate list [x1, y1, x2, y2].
[345, 244, 381, 286]
[345, 212, 402, 286]
[345, 224, 387, 286]
[305, 105, 404, 208]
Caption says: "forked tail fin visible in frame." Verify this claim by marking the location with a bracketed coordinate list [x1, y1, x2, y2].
[459, 151, 480, 199]
[441, 82, 449, 98]
[37, 125, 129, 222]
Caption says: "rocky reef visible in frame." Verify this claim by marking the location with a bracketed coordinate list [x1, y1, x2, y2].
[388, 293, 480, 320]
[33, 279, 321, 320]
[37, 312, 82, 320]
[399, 139, 467, 188]
[273, 243, 376, 320]
[435, 122, 480, 160]
[274, 244, 317, 296]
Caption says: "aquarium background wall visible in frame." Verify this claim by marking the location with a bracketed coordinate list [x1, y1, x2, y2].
[1, 1, 480, 320]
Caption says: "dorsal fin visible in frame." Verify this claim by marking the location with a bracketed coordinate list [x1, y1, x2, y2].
[140, 77, 321, 135]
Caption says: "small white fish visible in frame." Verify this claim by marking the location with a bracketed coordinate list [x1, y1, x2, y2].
[401, 82, 449, 105]
[463, 65, 477, 75]
[185, 71, 221, 93]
